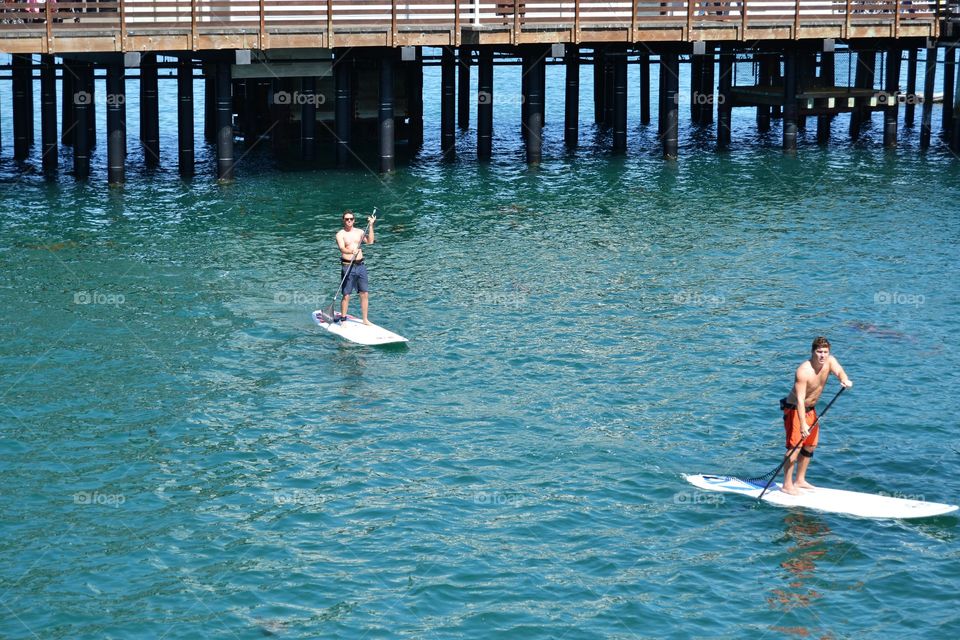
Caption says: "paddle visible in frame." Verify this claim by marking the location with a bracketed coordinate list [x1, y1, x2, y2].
[322, 207, 377, 321]
[757, 386, 846, 500]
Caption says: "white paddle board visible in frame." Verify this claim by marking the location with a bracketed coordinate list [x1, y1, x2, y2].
[685, 474, 958, 520]
[312, 310, 408, 346]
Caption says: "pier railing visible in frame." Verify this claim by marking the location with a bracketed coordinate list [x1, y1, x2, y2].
[0, 1, 946, 52]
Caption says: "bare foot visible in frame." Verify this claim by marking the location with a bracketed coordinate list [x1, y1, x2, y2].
[781, 485, 802, 496]
[363, 319, 372, 326]
[796, 480, 816, 489]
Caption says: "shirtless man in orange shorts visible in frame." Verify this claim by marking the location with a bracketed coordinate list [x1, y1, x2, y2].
[780, 336, 853, 495]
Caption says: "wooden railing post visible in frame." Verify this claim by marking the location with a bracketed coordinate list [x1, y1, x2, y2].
[935, 0, 941, 39]
[327, 0, 334, 48]
[687, 0, 694, 39]
[741, 0, 749, 41]
[45, 0, 53, 53]
[455, 0, 461, 46]
[259, 0, 266, 50]
[793, 0, 800, 39]
[513, 0, 521, 46]
[894, 0, 901, 38]
[845, 0, 852, 39]
[631, 0, 638, 43]
[391, 0, 398, 47]
[575, 0, 581, 44]
[120, 0, 128, 50]
[191, 0, 198, 51]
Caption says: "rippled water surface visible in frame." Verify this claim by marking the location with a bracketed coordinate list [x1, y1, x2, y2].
[1, 57, 959, 639]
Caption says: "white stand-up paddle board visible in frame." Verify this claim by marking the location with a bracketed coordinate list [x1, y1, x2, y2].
[312, 310, 408, 346]
[685, 474, 958, 520]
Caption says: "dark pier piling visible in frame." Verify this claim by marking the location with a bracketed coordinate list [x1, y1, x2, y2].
[441, 47, 456, 156]
[215, 62, 234, 182]
[612, 47, 628, 153]
[661, 52, 679, 160]
[523, 46, 545, 165]
[106, 59, 126, 186]
[335, 49, 352, 168]
[379, 51, 395, 174]
[477, 48, 493, 161]
[458, 46, 471, 131]
[72, 62, 92, 180]
[883, 47, 902, 149]
[40, 54, 57, 171]
[943, 47, 955, 136]
[141, 53, 160, 167]
[177, 58, 194, 177]
[565, 45, 579, 149]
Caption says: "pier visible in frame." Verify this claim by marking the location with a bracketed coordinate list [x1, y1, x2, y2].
[1, 1, 959, 182]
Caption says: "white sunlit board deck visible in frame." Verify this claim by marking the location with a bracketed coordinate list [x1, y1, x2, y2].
[313, 310, 408, 346]
[685, 474, 959, 520]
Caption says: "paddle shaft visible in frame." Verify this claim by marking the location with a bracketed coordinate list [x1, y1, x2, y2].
[757, 386, 846, 500]
[327, 208, 377, 315]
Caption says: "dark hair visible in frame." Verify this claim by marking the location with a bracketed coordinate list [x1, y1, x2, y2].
[342, 209, 354, 219]
[811, 336, 831, 352]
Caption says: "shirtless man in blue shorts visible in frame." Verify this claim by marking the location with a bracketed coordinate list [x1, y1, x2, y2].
[335, 209, 376, 325]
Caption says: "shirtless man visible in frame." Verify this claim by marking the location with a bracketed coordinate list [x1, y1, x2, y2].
[335, 209, 375, 325]
[780, 336, 853, 495]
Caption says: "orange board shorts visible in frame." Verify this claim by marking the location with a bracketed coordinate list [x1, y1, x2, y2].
[783, 407, 818, 449]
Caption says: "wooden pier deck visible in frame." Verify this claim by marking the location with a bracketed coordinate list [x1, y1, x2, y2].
[0, 1, 946, 55]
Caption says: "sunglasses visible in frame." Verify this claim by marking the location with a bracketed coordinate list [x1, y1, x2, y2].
[343, 217, 354, 221]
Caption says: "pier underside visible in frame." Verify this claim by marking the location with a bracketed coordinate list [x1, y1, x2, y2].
[2, 2, 960, 181]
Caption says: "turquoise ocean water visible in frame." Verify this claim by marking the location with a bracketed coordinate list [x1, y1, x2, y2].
[1, 55, 959, 638]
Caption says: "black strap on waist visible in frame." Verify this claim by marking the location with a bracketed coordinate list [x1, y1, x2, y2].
[780, 398, 815, 412]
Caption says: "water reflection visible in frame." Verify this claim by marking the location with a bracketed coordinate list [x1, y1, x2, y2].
[767, 511, 831, 633]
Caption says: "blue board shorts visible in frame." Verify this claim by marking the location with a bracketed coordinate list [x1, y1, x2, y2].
[341, 263, 369, 295]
